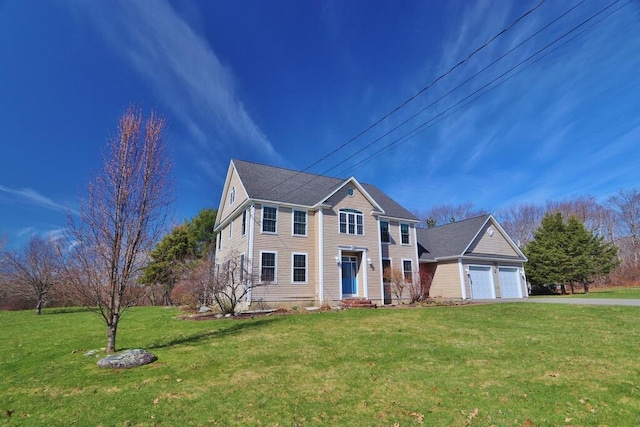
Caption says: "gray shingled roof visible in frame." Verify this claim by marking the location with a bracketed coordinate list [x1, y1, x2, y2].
[416, 215, 491, 261]
[233, 159, 418, 221]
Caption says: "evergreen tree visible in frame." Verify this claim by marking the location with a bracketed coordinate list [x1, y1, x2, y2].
[140, 208, 217, 304]
[524, 212, 618, 293]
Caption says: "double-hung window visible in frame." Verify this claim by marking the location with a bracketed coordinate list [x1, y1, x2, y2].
[261, 252, 276, 282]
[403, 260, 413, 282]
[380, 221, 390, 243]
[262, 206, 277, 233]
[293, 210, 307, 236]
[400, 223, 410, 244]
[292, 253, 307, 283]
[339, 209, 364, 235]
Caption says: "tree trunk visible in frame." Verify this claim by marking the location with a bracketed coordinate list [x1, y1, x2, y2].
[569, 281, 575, 294]
[36, 299, 42, 316]
[560, 284, 567, 295]
[583, 282, 590, 294]
[107, 323, 117, 354]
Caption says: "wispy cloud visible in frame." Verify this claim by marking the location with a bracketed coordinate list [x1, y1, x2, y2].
[0, 185, 76, 215]
[67, 0, 282, 172]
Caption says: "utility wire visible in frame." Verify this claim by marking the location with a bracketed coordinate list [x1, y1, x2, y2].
[251, 0, 547, 201]
[336, 0, 629, 177]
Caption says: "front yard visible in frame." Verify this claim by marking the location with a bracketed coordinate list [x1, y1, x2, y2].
[1, 303, 639, 426]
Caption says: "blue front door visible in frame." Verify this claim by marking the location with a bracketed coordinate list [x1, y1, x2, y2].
[341, 256, 358, 296]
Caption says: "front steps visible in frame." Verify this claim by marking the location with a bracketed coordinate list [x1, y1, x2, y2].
[340, 298, 377, 309]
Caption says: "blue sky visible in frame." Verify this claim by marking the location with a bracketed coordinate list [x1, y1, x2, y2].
[1, 0, 639, 248]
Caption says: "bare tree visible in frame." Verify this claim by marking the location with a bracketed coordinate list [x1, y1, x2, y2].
[1, 236, 61, 315]
[200, 252, 268, 315]
[608, 188, 640, 281]
[495, 203, 545, 247]
[65, 106, 172, 353]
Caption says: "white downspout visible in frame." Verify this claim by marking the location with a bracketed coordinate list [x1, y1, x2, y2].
[318, 209, 324, 304]
[247, 203, 256, 304]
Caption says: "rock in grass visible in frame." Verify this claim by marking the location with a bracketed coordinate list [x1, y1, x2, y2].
[97, 349, 157, 369]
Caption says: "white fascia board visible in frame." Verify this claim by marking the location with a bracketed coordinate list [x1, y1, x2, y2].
[214, 198, 253, 232]
[461, 215, 492, 255]
[214, 161, 237, 229]
[376, 214, 421, 224]
[486, 215, 529, 261]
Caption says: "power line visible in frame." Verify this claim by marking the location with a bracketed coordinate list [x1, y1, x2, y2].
[336, 0, 629, 177]
[251, 0, 547, 201]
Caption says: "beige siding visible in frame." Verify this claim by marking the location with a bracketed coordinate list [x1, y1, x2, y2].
[250, 204, 318, 304]
[381, 220, 419, 304]
[429, 261, 463, 299]
[468, 222, 519, 257]
[218, 166, 249, 225]
[321, 185, 383, 304]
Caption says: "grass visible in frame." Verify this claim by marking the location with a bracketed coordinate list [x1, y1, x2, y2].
[1, 304, 640, 426]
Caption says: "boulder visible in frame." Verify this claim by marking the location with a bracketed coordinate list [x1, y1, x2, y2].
[97, 349, 157, 369]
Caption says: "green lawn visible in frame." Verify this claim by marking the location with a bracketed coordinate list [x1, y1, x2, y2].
[1, 304, 639, 426]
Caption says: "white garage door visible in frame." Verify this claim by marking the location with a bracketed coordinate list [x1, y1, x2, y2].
[498, 267, 523, 298]
[468, 266, 495, 299]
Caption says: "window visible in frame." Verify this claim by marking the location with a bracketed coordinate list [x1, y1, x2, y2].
[241, 210, 247, 235]
[262, 206, 277, 233]
[228, 220, 233, 239]
[292, 253, 307, 283]
[292, 210, 307, 236]
[400, 223, 410, 245]
[403, 260, 413, 282]
[261, 252, 276, 282]
[217, 232, 222, 250]
[339, 209, 364, 235]
[229, 186, 236, 205]
[380, 221, 390, 243]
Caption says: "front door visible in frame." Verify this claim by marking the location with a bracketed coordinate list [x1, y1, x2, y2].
[341, 256, 358, 296]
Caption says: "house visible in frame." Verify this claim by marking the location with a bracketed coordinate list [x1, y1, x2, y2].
[213, 159, 420, 307]
[214, 159, 528, 308]
[417, 215, 528, 300]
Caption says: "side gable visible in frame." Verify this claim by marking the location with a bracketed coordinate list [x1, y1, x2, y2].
[215, 161, 249, 229]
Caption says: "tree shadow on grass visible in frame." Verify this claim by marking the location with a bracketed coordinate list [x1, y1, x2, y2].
[147, 316, 285, 350]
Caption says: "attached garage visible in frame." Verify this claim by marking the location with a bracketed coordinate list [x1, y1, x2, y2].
[417, 215, 528, 301]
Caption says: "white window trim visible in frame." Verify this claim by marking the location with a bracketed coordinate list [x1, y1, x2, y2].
[400, 223, 410, 245]
[339, 209, 364, 236]
[291, 252, 308, 284]
[228, 220, 233, 239]
[261, 205, 278, 234]
[292, 209, 308, 237]
[402, 258, 413, 282]
[259, 250, 277, 284]
[241, 209, 247, 236]
[380, 220, 390, 244]
[229, 186, 236, 205]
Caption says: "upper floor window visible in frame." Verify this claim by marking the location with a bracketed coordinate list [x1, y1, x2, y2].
[380, 221, 390, 243]
[262, 206, 277, 233]
[293, 210, 307, 236]
[339, 209, 363, 235]
[229, 186, 236, 205]
[400, 223, 410, 245]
